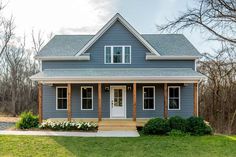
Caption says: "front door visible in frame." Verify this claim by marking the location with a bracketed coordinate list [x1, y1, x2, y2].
[110, 86, 126, 118]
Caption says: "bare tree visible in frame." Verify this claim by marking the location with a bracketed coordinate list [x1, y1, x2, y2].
[157, 0, 236, 45]
[5, 38, 25, 116]
[0, 1, 15, 58]
[31, 30, 45, 55]
[157, 0, 236, 134]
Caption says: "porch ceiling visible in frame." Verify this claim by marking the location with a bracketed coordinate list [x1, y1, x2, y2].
[30, 68, 205, 83]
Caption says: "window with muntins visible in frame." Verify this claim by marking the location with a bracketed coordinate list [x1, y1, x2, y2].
[143, 86, 155, 110]
[168, 86, 180, 110]
[105, 46, 131, 64]
[56, 87, 67, 110]
[81, 87, 93, 110]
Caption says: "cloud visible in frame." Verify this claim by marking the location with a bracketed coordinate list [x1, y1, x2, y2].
[59, 26, 99, 34]
[58, 0, 117, 34]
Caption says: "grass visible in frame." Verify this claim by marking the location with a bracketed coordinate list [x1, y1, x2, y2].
[0, 135, 235, 157]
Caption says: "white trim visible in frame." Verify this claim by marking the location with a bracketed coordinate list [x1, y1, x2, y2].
[110, 86, 127, 119]
[39, 60, 42, 72]
[168, 86, 181, 110]
[142, 86, 155, 110]
[194, 59, 197, 71]
[41, 80, 199, 84]
[81, 86, 93, 110]
[31, 76, 205, 81]
[75, 13, 160, 56]
[146, 54, 200, 60]
[35, 55, 90, 61]
[56, 86, 68, 110]
[104, 45, 131, 64]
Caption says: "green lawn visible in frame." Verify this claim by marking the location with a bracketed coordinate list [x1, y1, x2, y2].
[0, 135, 235, 157]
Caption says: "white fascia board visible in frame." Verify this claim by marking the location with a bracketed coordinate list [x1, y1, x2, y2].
[75, 13, 160, 56]
[31, 75, 205, 82]
[146, 54, 201, 60]
[35, 55, 90, 61]
[40, 80, 199, 84]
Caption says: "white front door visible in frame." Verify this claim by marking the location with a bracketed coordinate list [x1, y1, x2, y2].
[110, 86, 126, 118]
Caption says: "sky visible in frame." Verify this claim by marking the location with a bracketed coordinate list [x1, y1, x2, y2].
[3, 0, 218, 54]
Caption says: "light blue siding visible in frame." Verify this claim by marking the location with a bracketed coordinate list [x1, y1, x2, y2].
[42, 84, 194, 119]
[42, 21, 195, 70]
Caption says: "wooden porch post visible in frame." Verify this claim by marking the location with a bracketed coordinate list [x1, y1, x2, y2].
[38, 83, 42, 124]
[98, 83, 102, 122]
[164, 83, 168, 119]
[193, 82, 198, 116]
[67, 83, 72, 121]
[132, 82, 137, 121]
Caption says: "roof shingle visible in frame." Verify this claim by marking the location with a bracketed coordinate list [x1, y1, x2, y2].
[36, 34, 200, 57]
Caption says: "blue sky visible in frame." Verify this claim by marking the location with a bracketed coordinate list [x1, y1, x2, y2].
[4, 0, 217, 54]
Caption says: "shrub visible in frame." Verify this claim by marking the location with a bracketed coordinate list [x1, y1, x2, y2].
[143, 118, 170, 135]
[16, 112, 39, 129]
[168, 116, 187, 132]
[186, 116, 213, 135]
[39, 120, 98, 131]
[167, 129, 190, 136]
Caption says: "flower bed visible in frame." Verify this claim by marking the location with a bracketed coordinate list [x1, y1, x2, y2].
[39, 120, 98, 131]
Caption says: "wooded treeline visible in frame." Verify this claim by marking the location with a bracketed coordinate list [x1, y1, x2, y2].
[0, 0, 235, 134]
[0, 3, 49, 116]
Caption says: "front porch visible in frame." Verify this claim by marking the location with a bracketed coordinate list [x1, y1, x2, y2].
[37, 82, 199, 130]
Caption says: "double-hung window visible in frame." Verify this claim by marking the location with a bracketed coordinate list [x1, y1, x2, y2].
[168, 86, 181, 110]
[143, 86, 155, 110]
[56, 87, 67, 110]
[81, 86, 93, 110]
[105, 46, 131, 64]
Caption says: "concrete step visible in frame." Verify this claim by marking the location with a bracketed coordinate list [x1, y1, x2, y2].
[98, 126, 137, 131]
[98, 123, 136, 127]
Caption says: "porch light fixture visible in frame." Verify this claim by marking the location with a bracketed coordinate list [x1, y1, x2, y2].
[105, 86, 110, 92]
[127, 86, 132, 91]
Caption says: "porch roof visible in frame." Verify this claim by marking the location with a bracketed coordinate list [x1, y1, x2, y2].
[30, 68, 205, 83]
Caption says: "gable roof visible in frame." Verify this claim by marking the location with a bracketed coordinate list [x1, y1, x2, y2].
[36, 34, 200, 57]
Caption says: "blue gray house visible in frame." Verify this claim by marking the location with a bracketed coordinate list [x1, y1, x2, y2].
[31, 13, 205, 130]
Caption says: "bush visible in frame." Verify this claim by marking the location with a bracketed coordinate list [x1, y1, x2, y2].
[167, 129, 190, 136]
[143, 118, 170, 135]
[143, 116, 213, 136]
[186, 116, 213, 135]
[39, 120, 98, 131]
[168, 116, 187, 132]
[16, 112, 39, 129]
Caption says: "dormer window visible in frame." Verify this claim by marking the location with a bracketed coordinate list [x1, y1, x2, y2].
[105, 45, 131, 64]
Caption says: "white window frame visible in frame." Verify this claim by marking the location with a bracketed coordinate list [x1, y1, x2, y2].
[104, 45, 131, 64]
[168, 86, 181, 110]
[56, 86, 68, 110]
[81, 86, 93, 110]
[143, 86, 155, 110]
